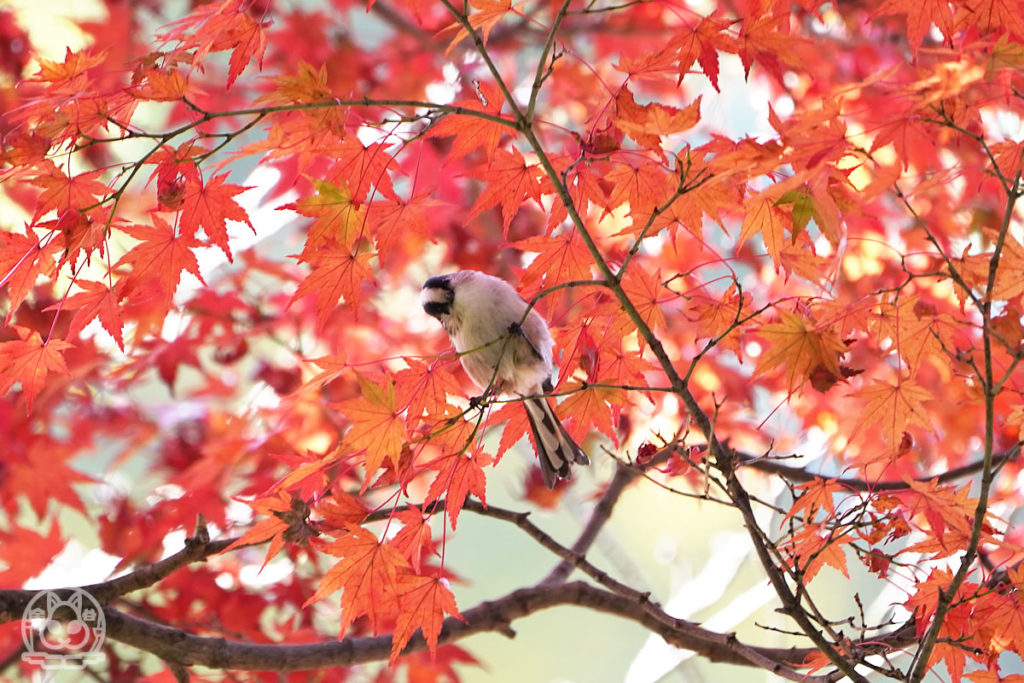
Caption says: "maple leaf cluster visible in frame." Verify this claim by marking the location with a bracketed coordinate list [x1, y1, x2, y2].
[1, 0, 1024, 680]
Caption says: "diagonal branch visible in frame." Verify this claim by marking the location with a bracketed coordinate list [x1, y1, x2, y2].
[909, 164, 1024, 682]
[441, 5, 870, 675]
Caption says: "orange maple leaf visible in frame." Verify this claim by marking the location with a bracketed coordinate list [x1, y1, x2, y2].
[614, 85, 702, 150]
[391, 573, 462, 660]
[559, 383, 620, 443]
[689, 284, 748, 355]
[260, 60, 332, 105]
[872, 297, 945, 372]
[29, 162, 110, 220]
[225, 490, 308, 570]
[443, 0, 514, 54]
[317, 491, 371, 530]
[309, 526, 409, 635]
[786, 524, 851, 583]
[0, 326, 73, 413]
[903, 478, 982, 556]
[620, 267, 667, 339]
[29, 46, 106, 89]
[390, 507, 436, 573]
[335, 373, 409, 484]
[963, 236, 1024, 302]
[515, 231, 594, 292]
[783, 478, 844, 524]
[130, 69, 190, 101]
[605, 161, 675, 227]
[290, 243, 374, 327]
[274, 448, 347, 503]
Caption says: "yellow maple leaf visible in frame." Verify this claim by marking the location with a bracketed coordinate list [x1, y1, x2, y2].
[850, 378, 932, 451]
[754, 310, 847, 393]
[740, 197, 787, 271]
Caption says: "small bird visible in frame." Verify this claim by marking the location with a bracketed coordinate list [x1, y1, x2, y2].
[421, 270, 589, 487]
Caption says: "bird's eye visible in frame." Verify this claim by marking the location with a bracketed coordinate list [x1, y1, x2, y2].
[423, 300, 450, 318]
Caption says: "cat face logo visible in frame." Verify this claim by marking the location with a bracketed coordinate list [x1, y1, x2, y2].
[21, 589, 106, 670]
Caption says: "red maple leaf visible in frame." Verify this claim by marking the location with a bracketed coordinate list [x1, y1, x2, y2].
[426, 81, 508, 160]
[423, 451, 490, 529]
[4, 437, 93, 517]
[874, 0, 954, 55]
[51, 279, 124, 350]
[394, 358, 462, 430]
[0, 229, 60, 318]
[0, 522, 65, 586]
[467, 148, 543, 235]
[668, 14, 734, 90]
[0, 326, 73, 413]
[366, 193, 441, 266]
[115, 216, 206, 307]
[442, 0, 514, 53]
[179, 173, 253, 260]
[488, 401, 531, 463]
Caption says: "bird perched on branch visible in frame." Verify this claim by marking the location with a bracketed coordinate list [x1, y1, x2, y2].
[421, 270, 589, 487]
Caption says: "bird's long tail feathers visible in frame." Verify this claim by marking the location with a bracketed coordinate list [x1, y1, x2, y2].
[522, 396, 590, 488]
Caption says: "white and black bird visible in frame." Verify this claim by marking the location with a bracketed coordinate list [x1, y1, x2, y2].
[421, 270, 589, 487]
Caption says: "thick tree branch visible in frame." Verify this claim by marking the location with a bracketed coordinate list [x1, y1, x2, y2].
[95, 580, 908, 679]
